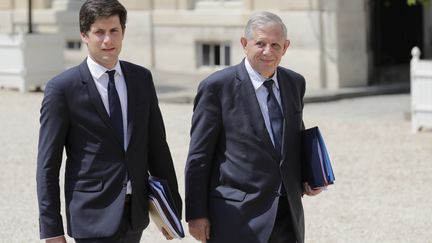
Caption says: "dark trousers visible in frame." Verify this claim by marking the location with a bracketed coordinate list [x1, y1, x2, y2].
[267, 197, 297, 243]
[75, 195, 143, 243]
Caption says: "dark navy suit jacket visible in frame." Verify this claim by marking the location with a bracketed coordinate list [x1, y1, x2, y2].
[185, 59, 306, 243]
[37, 59, 182, 239]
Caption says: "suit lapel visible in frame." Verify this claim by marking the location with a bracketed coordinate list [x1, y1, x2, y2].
[120, 61, 135, 149]
[277, 69, 297, 163]
[80, 60, 111, 126]
[236, 62, 280, 162]
[79, 59, 123, 146]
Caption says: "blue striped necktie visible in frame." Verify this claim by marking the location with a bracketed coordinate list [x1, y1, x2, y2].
[264, 79, 283, 156]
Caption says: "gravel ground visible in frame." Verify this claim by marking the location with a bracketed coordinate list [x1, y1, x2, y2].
[0, 90, 431, 243]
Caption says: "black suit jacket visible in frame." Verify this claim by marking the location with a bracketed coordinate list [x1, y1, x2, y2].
[185, 59, 306, 243]
[36, 59, 182, 239]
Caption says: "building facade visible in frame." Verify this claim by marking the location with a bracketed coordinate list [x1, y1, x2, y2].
[1, 0, 431, 89]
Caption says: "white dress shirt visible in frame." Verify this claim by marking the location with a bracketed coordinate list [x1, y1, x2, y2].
[244, 58, 283, 146]
[86, 56, 132, 194]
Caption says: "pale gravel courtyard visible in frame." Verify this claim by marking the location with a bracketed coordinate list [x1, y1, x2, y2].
[0, 89, 431, 243]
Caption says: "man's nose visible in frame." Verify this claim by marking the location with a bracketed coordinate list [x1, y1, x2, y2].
[262, 44, 271, 54]
[103, 34, 112, 43]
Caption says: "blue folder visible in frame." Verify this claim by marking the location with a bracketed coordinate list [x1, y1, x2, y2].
[148, 176, 185, 238]
[301, 126, 335, 189]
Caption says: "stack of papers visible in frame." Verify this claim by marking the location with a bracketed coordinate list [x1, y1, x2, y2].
[301, 126, 335, 189]
[148, 176, 185, 239]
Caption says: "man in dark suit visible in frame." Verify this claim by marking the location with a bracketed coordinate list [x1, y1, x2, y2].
[36, 0, 181, 242]
[185, 11, 321, 243]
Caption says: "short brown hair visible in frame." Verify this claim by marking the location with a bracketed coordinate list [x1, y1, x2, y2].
[79, 0, 127, 34]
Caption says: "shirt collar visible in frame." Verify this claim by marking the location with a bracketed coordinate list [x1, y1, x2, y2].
[86, 56, 123, 80]
[244, 58, 279, 91]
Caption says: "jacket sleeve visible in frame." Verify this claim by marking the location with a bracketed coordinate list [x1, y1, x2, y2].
[36, 79, 69, 239]
[146, 72, 183, 218]
[184, 80, 222, 221]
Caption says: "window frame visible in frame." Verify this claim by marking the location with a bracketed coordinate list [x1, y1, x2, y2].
[197, 42, 231, 67]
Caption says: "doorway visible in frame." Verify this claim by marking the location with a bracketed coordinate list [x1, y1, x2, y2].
[370, 0, 423, 84]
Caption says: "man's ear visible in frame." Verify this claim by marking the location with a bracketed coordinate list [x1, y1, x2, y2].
[282, 39, 290, 55]
[240, 36, 248, 49]
[80, 32, 88, 44]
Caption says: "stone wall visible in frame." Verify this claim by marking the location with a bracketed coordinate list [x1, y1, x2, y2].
[0, 0, 372, 89]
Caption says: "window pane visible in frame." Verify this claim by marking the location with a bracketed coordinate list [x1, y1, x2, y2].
[224, 45, 230, 65]
[66, 41, 82, 50]
[66, 41, 74, 49]
[214, 45, 220, 66]
[202, 44, 210, 66]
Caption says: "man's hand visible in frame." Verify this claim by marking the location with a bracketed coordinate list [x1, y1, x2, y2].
[303, 182, 323, 196]
[46, 236, 67, 243]
[188, 217, 210, 243]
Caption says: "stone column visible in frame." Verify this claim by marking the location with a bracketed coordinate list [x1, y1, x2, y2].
[313, 0, 368, 88]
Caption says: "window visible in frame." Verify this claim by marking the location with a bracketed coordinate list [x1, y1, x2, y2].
[198, 43, 231, 67]
[66, 41, 82, 50]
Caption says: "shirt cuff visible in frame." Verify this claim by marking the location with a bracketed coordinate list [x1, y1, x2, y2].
[43, 235, 64, 240]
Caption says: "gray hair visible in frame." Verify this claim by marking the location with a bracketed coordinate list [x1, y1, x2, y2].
[244, 11, 287, 40]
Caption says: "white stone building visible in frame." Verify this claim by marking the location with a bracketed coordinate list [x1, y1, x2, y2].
[1, 0, 431, 89]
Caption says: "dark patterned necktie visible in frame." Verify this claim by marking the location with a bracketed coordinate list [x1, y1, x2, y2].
[264, 79, 283, 155]
[106, 70, 124, 146]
